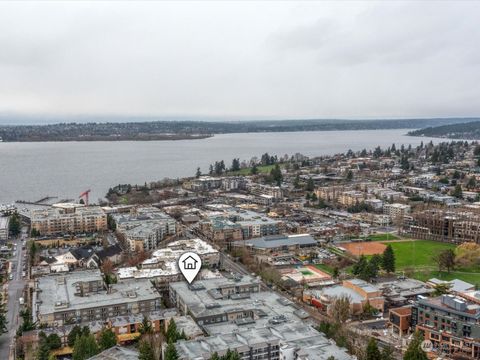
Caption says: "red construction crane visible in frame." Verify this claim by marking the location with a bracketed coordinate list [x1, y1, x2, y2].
[79, 189, 91, 206]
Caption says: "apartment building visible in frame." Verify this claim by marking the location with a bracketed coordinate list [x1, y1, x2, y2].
[0, 217, 9, 241]
[29, 205, 107, 236]
[403, 209, 480, 244]
[200, 207, 284, 246]
[383, 203, 411, 221]
[33, 270, 161, 326]
[112, 207, 176, 251]
[117, 238, 219, 287]
[169, 276, 352, 360]
[412, 294, 480, 359]
[232, 234, 317, 254]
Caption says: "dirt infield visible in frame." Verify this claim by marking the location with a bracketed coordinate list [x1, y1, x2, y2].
[340, 241, 387, 256]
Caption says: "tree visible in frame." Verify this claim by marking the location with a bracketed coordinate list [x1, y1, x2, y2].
[328, 295, 351, 324]
[98, 328, 117, 351]
[403, 331, 428, 360]
[0, 294, 7, 335]
[352, 255, 368, 276]
[305, 177, 315, 191]
[467, 176, 476, 190]
[452, 184, 463, 199]
[382, 245, 396, 273]
[68, 325, 82, 347]
[230, 158, 240, 172]
[37, 332, 51, 360]
[434, 249, 456, 273]
[345, 170, 353, 181]
[270, 164, 283, 186]
[72, 333, 99, 360]
[366, 338, 381, 360]
[381, 346, 394, 360]
[139, 316, 153, 335]
[195, 167, 202, 178]
[46, 333, 62, 350]
[250, 164, 258, 175]
[164, 342, 179, 360]
[138, 340, 155, 360]
[293, 175, 300, 189]
[8, 213, 21, 236]
[432, 282, 452, 296]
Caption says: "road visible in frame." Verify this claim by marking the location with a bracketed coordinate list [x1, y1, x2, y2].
[0, 230, 27, 359]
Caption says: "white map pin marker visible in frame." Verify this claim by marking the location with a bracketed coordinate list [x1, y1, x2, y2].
[178, 252, 202, 284]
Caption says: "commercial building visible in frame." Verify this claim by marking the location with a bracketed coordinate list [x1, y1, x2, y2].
[33, 270, 161, 326]
[412, 294, 480, 358]
[232, 234, 317, 254]
[30, 206, 107, 236]
[304, 279, 384, 315]
[0, 216, 9, 241]
[117, 238, 219, 287]
[112, 207, 176, 251]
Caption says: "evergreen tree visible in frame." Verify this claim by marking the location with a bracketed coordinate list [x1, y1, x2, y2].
[250, 164, 258, 175]
[381, 346, 395, 360]
[68, 325, 82, 347]
[166, 318, 179, 343]
[195, 167, 202, 178]
[230, 158, 240, 172]
[403, 331, 428, 360]
[165, 342, 179, 360]
[305, 177, 315, 191]
[46, 333, 62, 350]
[345, 170, 353, 181]
[98, 328, 117, 351]
[72, 333, 99, 360]
[452, 184, 463, 199]
[366, 338, 381, 360]
[270, 164, 283, 186]
[138, 340, 155, 360]
[352, 255, 368, 276]
[139, 316, 153, 335]
[8, 213, 21, 236]
[382, 245, 396, 273]
[37, 332, 51, 360]
[0, 294, 7, 334]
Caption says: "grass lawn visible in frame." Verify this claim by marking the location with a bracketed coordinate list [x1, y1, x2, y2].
[366, 233, 400, 241]
[300, 270, 313, 276]
[228, 164, 277, 176]
[315, 263, 334, 274]
[384, 240, 456, 269]
[382, 240, 480, 286]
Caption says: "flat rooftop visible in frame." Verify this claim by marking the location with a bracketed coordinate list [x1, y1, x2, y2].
[240, 234, 317, 249]
[36, 270, 160, 316]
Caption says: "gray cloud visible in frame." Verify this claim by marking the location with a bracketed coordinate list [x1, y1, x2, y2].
[0, 1, 479, 120]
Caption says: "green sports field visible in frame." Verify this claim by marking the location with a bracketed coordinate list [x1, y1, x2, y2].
[382, 240, 480, 286]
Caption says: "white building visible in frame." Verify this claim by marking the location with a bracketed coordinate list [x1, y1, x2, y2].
[0, 217, 9, 241]
[383, 203, 411, 221]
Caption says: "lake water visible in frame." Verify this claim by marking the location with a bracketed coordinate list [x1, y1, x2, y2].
[0, 129, 444, 204]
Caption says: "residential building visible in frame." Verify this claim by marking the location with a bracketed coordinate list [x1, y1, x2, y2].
[383, 203, 410, 222]
[33, 270, 161, 326]
[112, 207, 176, 251]
[117, 238, 219, 287]
[29, 206, 107, 236]
[389, 306, 412, 336]
[412, 294, 480, 358]
[0, 216, 9, 241]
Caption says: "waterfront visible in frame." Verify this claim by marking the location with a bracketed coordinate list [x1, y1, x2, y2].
[0, 129, 443, 204]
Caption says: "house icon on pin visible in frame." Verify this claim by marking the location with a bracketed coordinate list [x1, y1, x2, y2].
[182, 255, 198, 270]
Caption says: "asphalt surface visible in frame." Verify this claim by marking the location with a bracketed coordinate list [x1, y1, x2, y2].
[0, 231, 27, 359]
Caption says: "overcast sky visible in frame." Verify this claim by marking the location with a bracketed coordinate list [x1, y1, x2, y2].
[1, 1, 480, 121]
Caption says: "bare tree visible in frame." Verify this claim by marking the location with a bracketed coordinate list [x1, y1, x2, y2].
[328, 295, 351, 324]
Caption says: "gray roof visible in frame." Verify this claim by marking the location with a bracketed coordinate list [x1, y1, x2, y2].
[241, 234, 317, 249]
[88, 346, 139, 360]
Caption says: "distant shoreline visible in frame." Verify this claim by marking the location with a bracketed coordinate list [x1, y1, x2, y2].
[1, 117, 479, 142]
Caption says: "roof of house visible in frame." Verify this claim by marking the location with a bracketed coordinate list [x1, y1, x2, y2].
[70, 246, 96, 260]
[96, 244, 122, 260]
